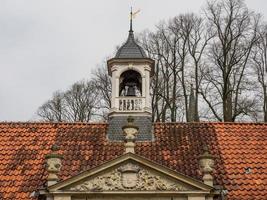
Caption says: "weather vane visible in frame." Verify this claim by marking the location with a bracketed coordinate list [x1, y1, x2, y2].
[130, 7, 141, 32]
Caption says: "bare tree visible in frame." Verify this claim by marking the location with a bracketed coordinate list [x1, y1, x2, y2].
[201, 0, 259, 121]
[37, 81, 100, 122]
[168, 15, 189, 122]
[63, 81, 99, 122]
[140, 27, 179, 122]
[140, 23, 185, 122]
[37, 91, 65, 122]
[139, 14, 209, 122]
[170, 13, 212, 122]
[186, 14, 214, 121]
[91, 64, 112, 120]
[252, 22, 267, 121]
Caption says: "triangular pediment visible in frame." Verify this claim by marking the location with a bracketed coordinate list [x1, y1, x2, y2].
[49, 153, 212, 194]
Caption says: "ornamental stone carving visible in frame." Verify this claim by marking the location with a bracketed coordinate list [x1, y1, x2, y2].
[118, 163, 140, 188]
[122, 116, 139, 154]
[47, 157, 62, 173]
[68, 163, 189, 191]
[199, 146, 215, 187]
[45, 145, 63, 186]
[70, 170, 122, 191]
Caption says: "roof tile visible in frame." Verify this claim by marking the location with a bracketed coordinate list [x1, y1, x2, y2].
[0, 122, 266, 199]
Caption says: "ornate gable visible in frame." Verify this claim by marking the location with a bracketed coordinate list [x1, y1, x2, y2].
[47, 153, 213, 196]
[66, 162, 193, 192]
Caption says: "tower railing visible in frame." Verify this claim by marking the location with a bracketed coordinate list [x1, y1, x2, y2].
[116, 97, 145, 112]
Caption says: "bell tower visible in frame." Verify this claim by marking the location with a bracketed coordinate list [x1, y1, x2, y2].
[107, 10, 154, 141]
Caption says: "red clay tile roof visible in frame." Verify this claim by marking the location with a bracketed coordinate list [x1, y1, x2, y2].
[0, 122, 266, 199]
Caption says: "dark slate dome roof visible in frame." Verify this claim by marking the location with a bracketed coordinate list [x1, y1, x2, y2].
[115, 31, 147, 59]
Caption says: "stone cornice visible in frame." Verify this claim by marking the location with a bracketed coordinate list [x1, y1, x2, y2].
[107, 58, 155, 76]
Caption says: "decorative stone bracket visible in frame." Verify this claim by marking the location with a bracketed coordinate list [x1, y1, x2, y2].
[199, 146, 215, 187]
[122, 116, 139, 153]
[45, 144, 63, 186]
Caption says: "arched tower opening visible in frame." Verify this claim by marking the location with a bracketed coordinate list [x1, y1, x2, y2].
[119, 70, 142, 97]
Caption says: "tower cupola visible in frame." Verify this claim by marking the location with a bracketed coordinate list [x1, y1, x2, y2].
[107, 10, 154, 141]
[115, 30, 147, 59]
[115, 9, 147, 59]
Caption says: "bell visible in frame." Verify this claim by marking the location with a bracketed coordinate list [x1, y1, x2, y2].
[126, 82, 136, 96]
[126, 85, 136, 96]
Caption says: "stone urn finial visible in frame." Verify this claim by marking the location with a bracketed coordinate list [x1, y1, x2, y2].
[45, 144, 63, 186]
[199, 145, 215, 187]
[122, 116, 139, 154]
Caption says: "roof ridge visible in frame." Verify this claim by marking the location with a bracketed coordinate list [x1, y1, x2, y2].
[0, 121, 108, 125]
[154, 122, 267, 125]
[0, 121, 266, 125]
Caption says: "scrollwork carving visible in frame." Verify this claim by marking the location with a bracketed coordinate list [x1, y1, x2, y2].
[69, 164, 189, 192]
[70, 170, 122, 191]
[137, 169, 187, 191]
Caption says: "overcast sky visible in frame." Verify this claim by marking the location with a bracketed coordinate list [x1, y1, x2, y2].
[0, 0, 266, 121]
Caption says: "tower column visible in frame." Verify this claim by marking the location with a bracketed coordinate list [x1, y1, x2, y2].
[115, 76, 119, 97]
[145, 68, 151, 111]
[111, 67, 118, 110]
[111, 75, 115, 109]
[115, 75, 120, 110]
[142, 76, 145, 98]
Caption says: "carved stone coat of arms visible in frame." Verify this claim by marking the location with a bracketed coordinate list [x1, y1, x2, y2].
[118, 163, 140, 188]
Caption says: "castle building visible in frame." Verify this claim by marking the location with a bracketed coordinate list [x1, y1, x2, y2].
[0, 13, 266, 200]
